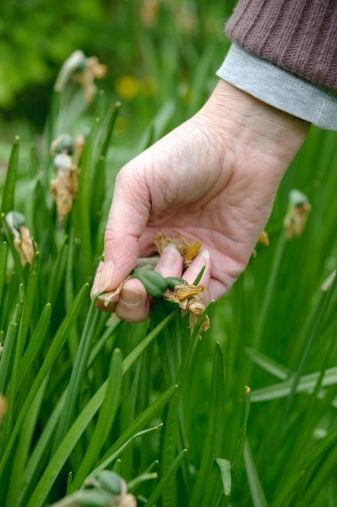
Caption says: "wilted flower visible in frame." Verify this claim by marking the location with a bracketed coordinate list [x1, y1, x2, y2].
[5, 211, 35, 265]
[54, 50, 107, 103]
[96, 282, 125, 313]
[50, 134, 81, 220]
[52, 470, 136, 507]
[170, 3, 197, 33]
[51, 134, 74, 157]
[140, 0, 160, 27]
[284, 189, 311, 239]
[163, 284, 210, 331]
[0, 395, 8, 423]
[154, 233, 201, 266]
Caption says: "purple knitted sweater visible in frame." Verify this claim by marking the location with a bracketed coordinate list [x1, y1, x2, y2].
[226, 0, 337, 91]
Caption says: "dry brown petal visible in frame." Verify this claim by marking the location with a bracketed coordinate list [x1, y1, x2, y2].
[163, 285, 209, 332]
[258, 230, 270, 246]
[154, 233, 201, 266]
[189, 312, 210, 332]
[72, 58, 106, 103]
[50, 167, 78, 219]
[14, 227, 34, 265]
[95, 282, 124, 313]
[284, 202, 311, 239]
[112, 494, 137, 507]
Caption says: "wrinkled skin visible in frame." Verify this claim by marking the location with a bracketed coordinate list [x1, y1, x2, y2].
[92, 80, 308, 321]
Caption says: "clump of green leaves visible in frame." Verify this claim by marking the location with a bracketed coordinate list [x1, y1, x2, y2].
[1, 39, 337, 507]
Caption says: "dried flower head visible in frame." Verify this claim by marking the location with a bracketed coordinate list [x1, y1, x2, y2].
[163, 284, 210, 331]
[50, 151, 79, 220]
[50, 134, 75, 157]
[154, 233, 201, 266]
[140, 0, 160, 27]
[96, 282, 125, 313]
[6, 212, 35, 265]
[54, 50, 107, 103]
[0, 395, 8, 423]
[284, 189, 311, 239]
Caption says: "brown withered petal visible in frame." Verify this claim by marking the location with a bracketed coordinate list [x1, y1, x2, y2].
[115, 494, 137, 507]
[258, 230, 270, 246]
[95, 282, 124, 313]
[14, 227, 35, 265]
[154, 233, 201, 266]
[163, 285, 209, 331]
[171, 284, 205, 302]
[284, 202, 311, 239]
[50, 167, 78, 220]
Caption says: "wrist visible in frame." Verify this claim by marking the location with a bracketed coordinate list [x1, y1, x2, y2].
[198, 80, 309, 166]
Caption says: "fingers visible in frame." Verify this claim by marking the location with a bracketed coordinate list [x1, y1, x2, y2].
[154, 244, 184, 277]
[115, 244, 183, 322]
[92, 166, 150, 296]
[115, 278, 150, 322]
[182, 249, 211, 286]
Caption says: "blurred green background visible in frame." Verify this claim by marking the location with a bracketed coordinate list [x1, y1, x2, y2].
[0, 0, 234, 135]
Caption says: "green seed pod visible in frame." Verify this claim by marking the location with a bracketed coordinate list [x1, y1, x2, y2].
[51, 488, 112, 507]
[165, 276, 186, 289]
[131, 268, 168, 297]
[95, 470, 125, 495]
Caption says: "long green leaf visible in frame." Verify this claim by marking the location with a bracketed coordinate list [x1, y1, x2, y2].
[216, 458, 231, 497]
[27, 386, 176, 507]
[71, 348, 123, 490]
[190, 343, 225, 506]
[1, 136, 20, 213]
[53, 298, 99, 450]
[251, 366, 337, 402]
[17, 303, 52, 392]
[146, 449, 188, 507]
[244, 440, 269, 507]
[0, 283, 89, 475]
[0, 242, 7, 308]
[0, 322, 18, 393]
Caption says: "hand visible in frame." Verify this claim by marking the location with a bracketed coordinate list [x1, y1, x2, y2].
[92, 80, 308, 321]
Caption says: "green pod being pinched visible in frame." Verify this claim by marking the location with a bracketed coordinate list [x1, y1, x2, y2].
[131, 268, 168, 297]
[165, 276, 186, 289]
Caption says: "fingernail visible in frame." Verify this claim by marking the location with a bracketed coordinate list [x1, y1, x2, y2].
[164, 243, 179, 252]
[200, 249, 210, 260]
[92, 260, 114, 295]
[119, 290, 141, 307]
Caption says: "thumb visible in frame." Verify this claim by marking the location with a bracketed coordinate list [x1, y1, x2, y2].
[92, 165, 150, 295]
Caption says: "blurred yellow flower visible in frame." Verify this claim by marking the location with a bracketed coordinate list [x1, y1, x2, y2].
[115, 75, 140, 100]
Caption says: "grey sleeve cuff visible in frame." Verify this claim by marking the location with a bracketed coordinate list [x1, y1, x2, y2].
[217, 44, 337, 131]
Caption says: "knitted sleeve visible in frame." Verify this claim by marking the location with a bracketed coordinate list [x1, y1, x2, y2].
[226, 0, 337, 92]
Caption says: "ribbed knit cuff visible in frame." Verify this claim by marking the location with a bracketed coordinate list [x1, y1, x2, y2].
[226, 0, 337, 92]
[217, 45, 337, 131]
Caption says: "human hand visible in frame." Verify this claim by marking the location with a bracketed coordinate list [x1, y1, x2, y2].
[92, 80, 308, 321]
